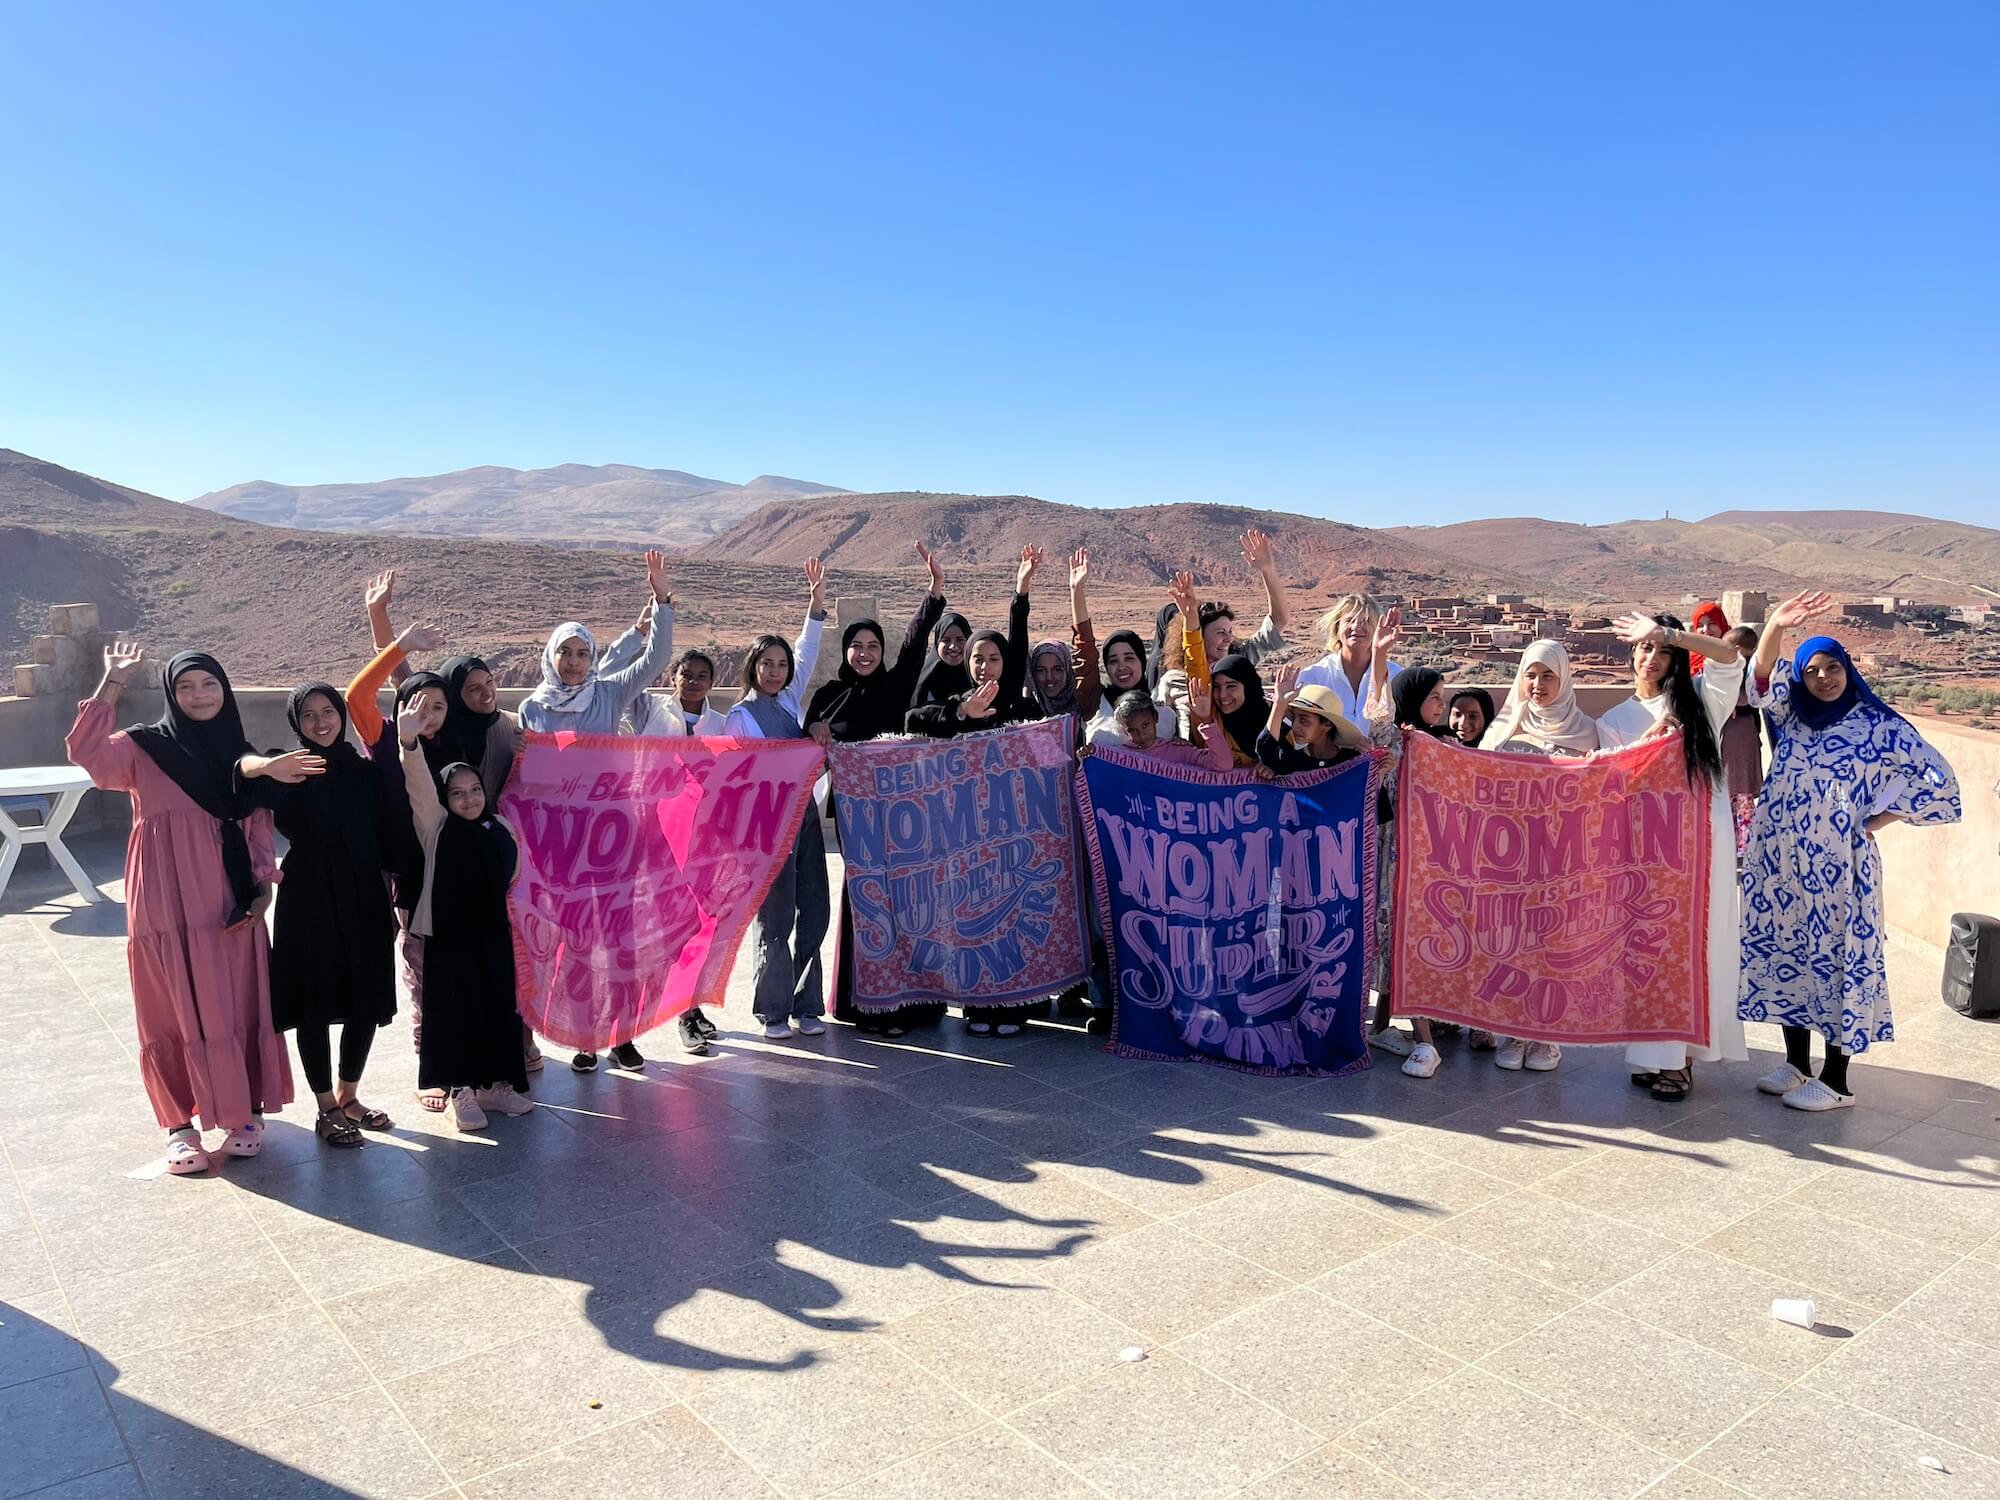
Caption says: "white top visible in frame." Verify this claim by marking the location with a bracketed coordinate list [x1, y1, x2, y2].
[1295, 654, 1402, 727]
[0, 765, 94, 796]
[723, 613, 826, 741]
[631, 696, 730, 737]
[1595, 653, 1745, 750]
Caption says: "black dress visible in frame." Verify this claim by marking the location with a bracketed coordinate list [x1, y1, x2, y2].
[418, 813, 527, 1094]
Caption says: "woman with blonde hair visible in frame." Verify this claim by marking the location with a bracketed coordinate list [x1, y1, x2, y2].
[1298, 594, 1402, 728]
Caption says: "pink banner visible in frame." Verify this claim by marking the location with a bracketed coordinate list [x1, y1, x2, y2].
[1391, 731, 1710, 1047]
[500, 731, 825, 1050]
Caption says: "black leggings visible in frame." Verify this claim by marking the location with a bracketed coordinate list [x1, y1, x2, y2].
[1782, 1024, 1852, 1095]
[296, 1022, 379, 1096]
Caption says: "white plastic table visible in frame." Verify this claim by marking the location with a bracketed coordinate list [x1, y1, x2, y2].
[0, 766, 105, 905]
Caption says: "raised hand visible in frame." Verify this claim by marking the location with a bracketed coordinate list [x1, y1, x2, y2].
[916, 540, 945, 595]
[1271, 663, 1301, 704]
[959, 679, 1001, 720]
[1188, 677, 1213, 720]
[1767, 590, 1837, 633]
[363, 569, 396, 611]
[645, 549, 671, 605]
[1613, 611, 1665, 646]
[262, 749, 327, 784]
[807, 721, 833, 747]
[1240, 527, 1277, 573]
[397, 623, 447, 653]
[396, 700, 427, 749]
[804, 556, 828, 613]
[1372, 606, 1403, 659]
[1168, 570, 1199, 618]
[1068, 547, 1090, 591]
[1016, 544, 1044, 595]
[102, 638, 147, 685]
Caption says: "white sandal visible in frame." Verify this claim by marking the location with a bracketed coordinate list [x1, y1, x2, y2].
[1782, 1078, 1854, 1112]
[221, 1118, 265, 1157]
[165, 1132, 210, 1175]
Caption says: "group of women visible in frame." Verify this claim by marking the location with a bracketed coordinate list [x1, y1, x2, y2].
[67, 536, 1962, 1171]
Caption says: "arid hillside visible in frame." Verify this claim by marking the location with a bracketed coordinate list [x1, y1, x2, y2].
[195, 463, 848, 548]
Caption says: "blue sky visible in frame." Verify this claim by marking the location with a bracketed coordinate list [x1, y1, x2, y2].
[2, 2, 1994, 525]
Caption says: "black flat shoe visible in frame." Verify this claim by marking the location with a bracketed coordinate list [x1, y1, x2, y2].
[571, 1051, 599, 1073]
[610, 1041, 645, 1069]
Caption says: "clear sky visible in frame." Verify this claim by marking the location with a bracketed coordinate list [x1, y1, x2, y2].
[2, 2, 1994, 525]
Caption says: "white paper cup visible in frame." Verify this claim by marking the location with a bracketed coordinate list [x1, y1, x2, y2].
[1771, 1297, 1818, 1329]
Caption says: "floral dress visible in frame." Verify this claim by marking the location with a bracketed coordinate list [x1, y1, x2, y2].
[1738, 660, 1960, 1053]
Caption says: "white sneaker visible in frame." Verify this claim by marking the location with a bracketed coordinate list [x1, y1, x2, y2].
[1402, 1044, 1441, 1079]
[795, 1016, 826, 1037]
[1494, 1038, 1527, 1071]
[763, 1022, 793, 1041]
[1782, 1078, 1855, 1112]
[476, 1083, 535, 1117]
[1524, 1042, 1562, 1072]
[164, 1132, 210, 1175]
[1369, 1026, 1416, 1058]
[449, 1089, 488, 1131]
[1756, 1063, 1809, 1096]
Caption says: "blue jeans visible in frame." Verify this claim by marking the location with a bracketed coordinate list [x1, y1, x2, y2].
[751, 814, 829, 1025]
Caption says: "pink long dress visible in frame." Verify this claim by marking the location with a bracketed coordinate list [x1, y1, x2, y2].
[67, 698, 294, 1131]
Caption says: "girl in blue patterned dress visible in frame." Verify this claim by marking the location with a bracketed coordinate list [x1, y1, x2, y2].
[1738, 591, 1961, 1111]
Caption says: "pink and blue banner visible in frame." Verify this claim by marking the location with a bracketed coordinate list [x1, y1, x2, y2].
[501, 731, 826, 1051]
[1078, 746, 1383, 1076]
[826, 718, 1091, 1011]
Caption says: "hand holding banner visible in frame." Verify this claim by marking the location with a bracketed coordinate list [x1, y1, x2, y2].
[1391, 732, 1710, 1046]
[501, 732, 825, 1050]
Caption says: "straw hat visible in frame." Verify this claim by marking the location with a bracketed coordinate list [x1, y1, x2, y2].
[1289, 685, 1368, 748]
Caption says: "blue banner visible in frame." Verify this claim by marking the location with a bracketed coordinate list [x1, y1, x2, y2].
[1077, 746, 1381, 1075]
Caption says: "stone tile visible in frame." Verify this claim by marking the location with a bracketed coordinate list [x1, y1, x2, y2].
[1300, 1137, 1516, 1226]
[955, 1094, 1151, 1166]
[325, 1247, 566, 1381]
[450, 1144, 681, 1245]
[687, 1337, 982, 1498]
[518, 1202, 760, 1307]
[827, 1121, 1038, 1209]
[758, 1220, 983, 1328]
[1802, 1315, 2000, 1460]
[100, 1307, 364, 1445]
[1786, 1159, 2000, 1254]
[917, 1168, 1154, 1257]
[1401, 1099, 1614, 1185]
[1431, 1191, 1680, 1296]
[1628, 1469, 1759, 1500]
[14, 1139, 238, 1232]
[879, 1280, 1140, 1415]
[0, 1369, 128, 1500]
[65, 1237, 307, 1359]
[0, 1291, 84, 1391]
[841, 1422, 1099, 1498]
[1010, 1349, 1320, 1500]
[133, 1387, 448, 1500]
[1479, 1303, 1782, 1459]
[675, 1162, 909, 1248]
[1314, 1234, 1580, 1362]
[459, 1409, 776, 1498]
[1346, 1366, 1671, 1499]
[1534, 1147, 1781, 1243]
[1602, 1248, 1879, 1379]
[395, 1099, 607, 1189]
[1041, 1220, 1290, 1343]
[228, 1142, 442, 1234]
[1177, 1286, 1461, 1436]
[8, 1467, 150, 1500]
[264, 1188, 508, 1300]
[610, 1117, 825, 1198]
[1690, 1386, 2000, 1499]
[1697, 1201, 1959, 1313]
[1923, 1093, 2000, 1144]
[1242, 1444, 1422, 1499]
[387, 1323, 675, 1481]
[1899, 1258, 2000, 1352]
[1066, 1059, 1268, 1131]
[1047, 1130, 1272, 1217]
[886, 1061, 1056, 1114]
[36, 1190, 259, 1286]
[1172, 1174, 1416, 1281]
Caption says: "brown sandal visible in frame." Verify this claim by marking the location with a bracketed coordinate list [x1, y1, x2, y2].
[316, 1109, 363, 1148]
[340, 1101, 394, 1131]
[1649, 1066, 1693, 1103]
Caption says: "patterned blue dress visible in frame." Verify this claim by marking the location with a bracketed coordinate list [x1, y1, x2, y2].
[1738, 660, 1961, 1053]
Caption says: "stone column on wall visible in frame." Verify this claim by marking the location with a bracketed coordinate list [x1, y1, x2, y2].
[12, 604, 103, 700]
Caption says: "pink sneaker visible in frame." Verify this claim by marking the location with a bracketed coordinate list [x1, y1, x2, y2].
[475, 1083, 535, 1117]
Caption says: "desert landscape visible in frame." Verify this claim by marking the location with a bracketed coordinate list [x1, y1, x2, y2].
[6, 448, 1998, 724]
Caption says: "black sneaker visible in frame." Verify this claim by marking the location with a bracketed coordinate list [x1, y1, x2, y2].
[571, 1051, 599, 1073]
[687, 1006, 719, 1040]
[677, 1016, 710, 1055]
[609, 1041, 645, 1069]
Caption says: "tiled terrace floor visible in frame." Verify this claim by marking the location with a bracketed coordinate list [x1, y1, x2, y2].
[5, 834, 2000, 1499]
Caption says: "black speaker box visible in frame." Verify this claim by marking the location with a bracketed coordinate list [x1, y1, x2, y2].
[1943, 912, 2000, 1019]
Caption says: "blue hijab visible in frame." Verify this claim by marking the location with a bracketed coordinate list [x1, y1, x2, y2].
[1789, 635, 1900, 732]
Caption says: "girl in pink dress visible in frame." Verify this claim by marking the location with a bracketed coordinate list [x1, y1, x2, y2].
[66, 640, 294, 1174]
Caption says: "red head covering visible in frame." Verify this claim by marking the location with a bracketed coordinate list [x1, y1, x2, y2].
[1688, 601, 1729, 674]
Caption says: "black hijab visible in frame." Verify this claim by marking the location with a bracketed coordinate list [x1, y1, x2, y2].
[1448, 687, 1495, 745]
[805, 619, 899, 742]
[1210, 654, 1268, 755]
[282, 682, 381, 874]
[437, 655, 500, 768]
[1393, 667, 1452, 738]
[1101, 629, 1148, 685]
[430, 762, 517, 937]
[395, 671, 454, 783]
[128, 651, 257, 923]
[913, 611, 973, 709]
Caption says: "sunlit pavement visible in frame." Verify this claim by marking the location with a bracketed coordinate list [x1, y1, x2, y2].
[6, 832, 2000, 1499]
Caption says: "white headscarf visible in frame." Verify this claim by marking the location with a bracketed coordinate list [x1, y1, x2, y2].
[526, 621, 598, 716]
[1482, 640, 1599, 754]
